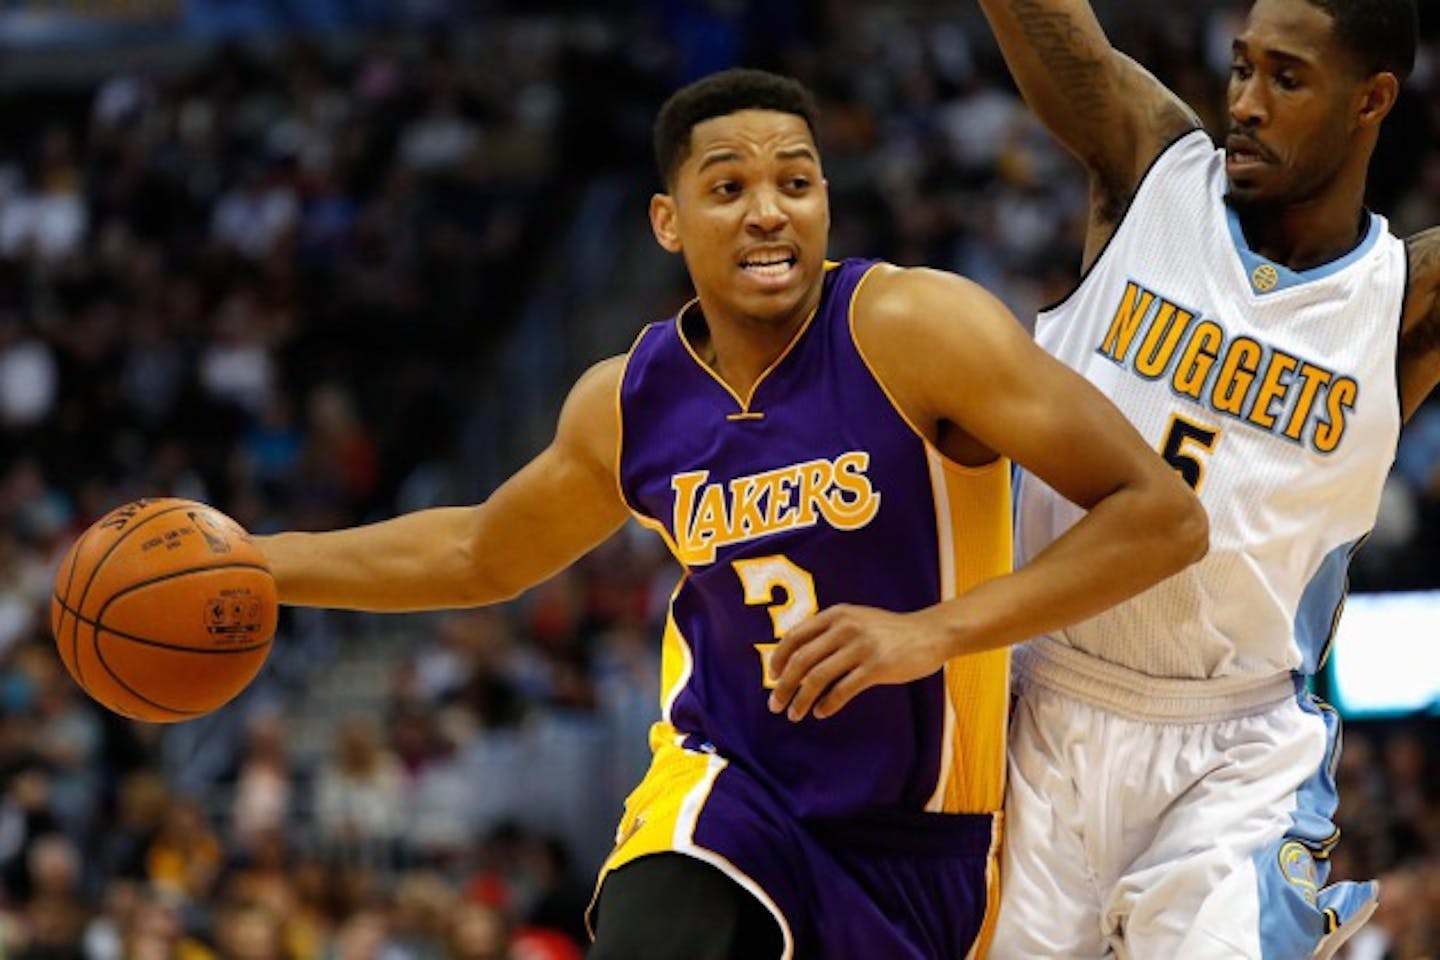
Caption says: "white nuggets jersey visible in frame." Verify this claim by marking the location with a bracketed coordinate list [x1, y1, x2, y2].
[1016, 130, 1403, 680]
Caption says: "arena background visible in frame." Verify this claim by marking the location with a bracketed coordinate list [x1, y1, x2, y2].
[0, 1, 1435, 956]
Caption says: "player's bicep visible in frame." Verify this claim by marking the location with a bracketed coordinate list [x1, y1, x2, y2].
[1085, 56, 1201, 234]
[925, 286, 1169, 510]
[468, 359, 630, 596]
[977, 340, 1166, 510]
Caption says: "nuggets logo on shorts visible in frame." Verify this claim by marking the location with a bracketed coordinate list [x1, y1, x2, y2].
[1277, 840, 1319, 905]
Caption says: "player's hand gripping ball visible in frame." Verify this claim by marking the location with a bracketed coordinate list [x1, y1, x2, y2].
[49, 498, 277, 723]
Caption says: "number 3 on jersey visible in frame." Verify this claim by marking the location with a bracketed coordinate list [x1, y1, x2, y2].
[1161, 414, 1220, 491]
[733, 555, 817, 689]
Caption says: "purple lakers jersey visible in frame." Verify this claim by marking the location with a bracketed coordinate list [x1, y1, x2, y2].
[617, 258, 1013, 819]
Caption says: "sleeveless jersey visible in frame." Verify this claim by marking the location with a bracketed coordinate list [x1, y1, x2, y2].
[617, 258, 1012, 817]
[1015, 130, 1404, 680]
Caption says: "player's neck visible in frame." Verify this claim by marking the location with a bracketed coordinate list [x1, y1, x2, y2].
[1232, 171, 1370, 272]
[1233, 202, 1368, 272]
[685, 296, 819, 398]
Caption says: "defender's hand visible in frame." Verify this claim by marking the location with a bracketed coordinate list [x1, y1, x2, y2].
[767, 605, 952, 722]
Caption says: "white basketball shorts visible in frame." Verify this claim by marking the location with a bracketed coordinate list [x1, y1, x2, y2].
[989, 640, 1378, 959]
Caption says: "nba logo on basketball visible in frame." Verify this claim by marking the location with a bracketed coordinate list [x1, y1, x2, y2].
[204, 591, 264, 638]
[189, 510, 233, 553]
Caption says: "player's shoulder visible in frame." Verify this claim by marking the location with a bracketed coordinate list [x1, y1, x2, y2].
[850, 264, 1023, 410]
[1405, 226, 1440, 289]
[1402, 228, 1440, 334]
[558, 355, 626, 458]
[574, 354, 628, 398]
[853, 263, 999, 333]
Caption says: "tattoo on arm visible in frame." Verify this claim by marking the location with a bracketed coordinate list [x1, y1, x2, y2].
[1402, 309, 1440, 357]
[1008, 0, 1111, 124]
[1404, 232, 1440, 358]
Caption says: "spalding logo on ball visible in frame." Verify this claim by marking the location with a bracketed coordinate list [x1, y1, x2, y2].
[49, 498, 278, 723]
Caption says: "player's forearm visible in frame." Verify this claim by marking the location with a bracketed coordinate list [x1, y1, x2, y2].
[975, 0, 1120, 155]
[254, 507, 507, 611]
[939, 479, 1207, 655]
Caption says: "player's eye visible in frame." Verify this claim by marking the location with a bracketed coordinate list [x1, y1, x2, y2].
[712, 180, 742, 198]
[1275, 72, 1300, 91]
[1230, 61, 1253, 81]
[785, 176, 811, 191]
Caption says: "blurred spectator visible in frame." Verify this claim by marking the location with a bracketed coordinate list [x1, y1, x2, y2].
[212, 899, 285, 960]
[228, 711, 294, 855]
[0, 316, 58, 430]
[145, 795, 223, 905]
[447, 901, 514, 960]
[312, 714, 405, 865]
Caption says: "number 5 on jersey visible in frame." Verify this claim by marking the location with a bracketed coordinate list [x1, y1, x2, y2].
[733, 555, 817, 689]
[1161, 414, 1220, 491]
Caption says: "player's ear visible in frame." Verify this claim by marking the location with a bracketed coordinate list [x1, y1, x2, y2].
[650, 193, 682, 253]
[1356, 72, 1399, 128]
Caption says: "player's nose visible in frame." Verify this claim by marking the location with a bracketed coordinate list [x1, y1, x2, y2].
[1228, 78, 1267, 128]
[745, 187, 789, 234]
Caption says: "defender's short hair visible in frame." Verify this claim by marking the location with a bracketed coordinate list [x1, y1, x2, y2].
[653, 68, 820, 189]
[1305, 0, 1418, 81]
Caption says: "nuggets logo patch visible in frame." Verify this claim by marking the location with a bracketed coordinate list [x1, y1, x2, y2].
[1277, 840, 1319, 905]
[1251, 263, 1279, 292]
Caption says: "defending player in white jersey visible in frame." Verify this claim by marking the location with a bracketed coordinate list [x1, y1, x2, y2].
[975, 0, 1440, 956]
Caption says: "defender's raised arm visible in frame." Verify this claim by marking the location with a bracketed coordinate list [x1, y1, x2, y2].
[975, 0, 1198, 243]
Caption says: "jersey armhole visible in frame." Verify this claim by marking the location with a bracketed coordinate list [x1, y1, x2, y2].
[1038, 127, 1211, 317]
[614, 322, 660, 516]
[1394, 240, 1412, 435]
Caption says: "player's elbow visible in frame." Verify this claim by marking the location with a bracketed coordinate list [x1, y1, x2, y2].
[1155, 481, 1209, 571]
[454, 541, 527, 607]
[448, 510, 526, 608]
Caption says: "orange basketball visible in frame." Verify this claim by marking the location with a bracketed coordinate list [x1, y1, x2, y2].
[49, 498, 277, 723]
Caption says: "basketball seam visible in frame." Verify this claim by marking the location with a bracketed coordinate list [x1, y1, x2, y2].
[57, 515, 98, 682]
[67, 502, 266, 721]
[50, 592, 273, 655]
[93, 636, 207, 718]
[89, 560, 272, 717]
[70, 502, 195, 690]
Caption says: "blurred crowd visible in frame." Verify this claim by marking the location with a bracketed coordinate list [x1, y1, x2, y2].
[0, 1, 1437, 957]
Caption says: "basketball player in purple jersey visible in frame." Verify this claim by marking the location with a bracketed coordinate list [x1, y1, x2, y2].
[975, 0, 1440, 956]
[254, 69, 1206, 958]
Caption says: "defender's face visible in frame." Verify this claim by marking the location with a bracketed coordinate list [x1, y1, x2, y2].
[1225, 0, 1361, 206]
[651, 109, 829, 328]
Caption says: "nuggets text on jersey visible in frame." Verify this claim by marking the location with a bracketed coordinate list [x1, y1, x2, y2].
[1097, 279, 1357, 453]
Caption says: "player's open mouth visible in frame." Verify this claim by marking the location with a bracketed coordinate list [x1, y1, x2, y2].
[1225, 135, 1271, 170]
[740, 250, 798, 278]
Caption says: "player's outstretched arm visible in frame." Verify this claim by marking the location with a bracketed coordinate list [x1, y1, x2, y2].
[975, 0, 1198, 238]
[1401, 228, 1440, 420]
[767, 266, 1207, 721]
[255, 358, 631, 612]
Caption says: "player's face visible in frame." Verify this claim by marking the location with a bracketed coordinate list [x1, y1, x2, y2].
[1225, 0, 1363, 206]
[651, 109, 829, 329]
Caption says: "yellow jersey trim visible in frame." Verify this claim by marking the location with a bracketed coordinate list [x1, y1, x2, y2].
[846, 263, 1003, 474]
[586, 733, 797, 959]
[614, 322, 661, 518]
[673, 262, 840, 415]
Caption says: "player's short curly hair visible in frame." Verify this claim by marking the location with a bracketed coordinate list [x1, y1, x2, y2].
[1304, 0, 1417, 81]
[653, 68, 820, 190]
